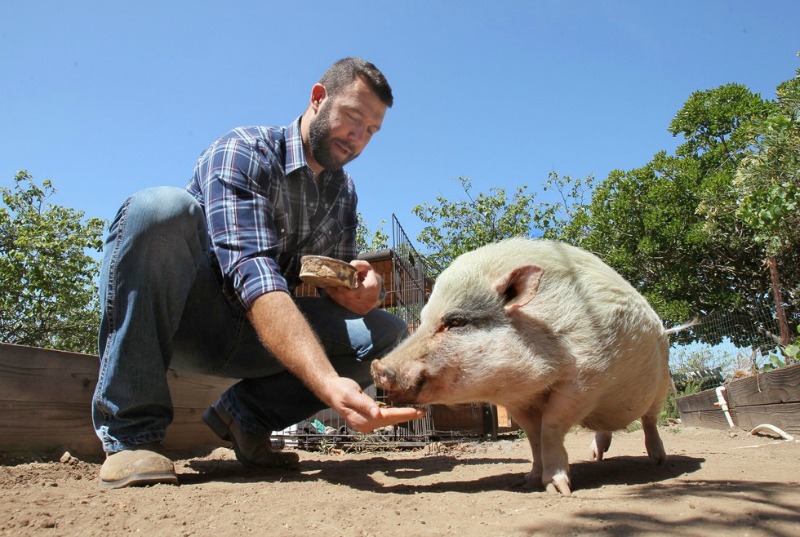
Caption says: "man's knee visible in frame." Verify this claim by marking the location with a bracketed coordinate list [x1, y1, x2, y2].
[119, 187, 204, 247]
[125, 187, 201, 229]
[104, 187, 208, 279]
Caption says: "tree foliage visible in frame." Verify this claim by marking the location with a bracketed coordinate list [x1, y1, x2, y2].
[734, 70, 800, 258]
[561, 81, 793, 345]
[412, 177, 539, 273]
[356, 213, 389, 253]
[534, 172, 597, 244]
[411, 69, 800, 349]
[411, 173, 595, 277]
[0, 171, 105, 353]
[574, 154, 708, 324]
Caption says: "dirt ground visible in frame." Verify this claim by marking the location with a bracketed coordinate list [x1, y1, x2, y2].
[2, 424, 799, 537]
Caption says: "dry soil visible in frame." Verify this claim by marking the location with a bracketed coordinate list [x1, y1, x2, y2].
[2, 424, 799, 536]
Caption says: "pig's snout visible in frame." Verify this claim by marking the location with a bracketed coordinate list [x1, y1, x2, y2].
[371, 357, 427, 404]
[370, 360, 397, 388]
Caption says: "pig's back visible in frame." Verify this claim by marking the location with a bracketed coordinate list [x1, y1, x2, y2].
[518, 239, 662, 333]
[454, 238, 661, 332]
[451, 238, 669, 423]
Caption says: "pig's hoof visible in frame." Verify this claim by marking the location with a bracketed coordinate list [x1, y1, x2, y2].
[648, 450, 668, 466]
[511, 472, 541, 490]
[645, 439, 667, 465]
[544, 474, 572, 495]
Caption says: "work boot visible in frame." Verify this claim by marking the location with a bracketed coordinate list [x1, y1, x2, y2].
[202, 401, 300, 469]
[99, 443, 177, 489]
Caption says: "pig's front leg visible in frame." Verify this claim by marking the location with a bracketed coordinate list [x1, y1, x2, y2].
[539, 422, 572, 495]
[538, 387, 591, 495]
[507, 406, 544, 487]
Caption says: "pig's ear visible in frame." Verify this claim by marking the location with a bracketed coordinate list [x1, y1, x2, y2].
[494, 265, 544, 314]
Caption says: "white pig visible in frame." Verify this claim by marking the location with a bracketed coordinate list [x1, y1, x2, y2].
[372, 238, 682, 495]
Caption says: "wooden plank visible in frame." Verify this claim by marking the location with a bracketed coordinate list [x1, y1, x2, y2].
[725, 362, 800, 407]
[678, 409, 736, 430]
[164, 408, 231, 452]
[675, 364, 800, 434]
[165, 370, 236, 409]
[676, 388, 721, 414]
[0, 343, 236, 456]
[0, 402, 227, 456]
[0, 343, 235, 407]
[0, 344, 98, 404]
[0, 401, 100, 455]
[732, 402, 800, 436]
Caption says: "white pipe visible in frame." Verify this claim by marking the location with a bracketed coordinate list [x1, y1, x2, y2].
[714, 386, 735, 428]
[750, 424, 795, 441]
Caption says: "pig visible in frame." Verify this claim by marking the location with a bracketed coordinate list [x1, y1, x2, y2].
[371, 238, 687, 495]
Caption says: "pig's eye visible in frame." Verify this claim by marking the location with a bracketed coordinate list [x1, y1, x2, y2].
[442, 316, 469, 331]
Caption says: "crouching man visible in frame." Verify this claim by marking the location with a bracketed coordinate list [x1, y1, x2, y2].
[93, 57, 424, 489]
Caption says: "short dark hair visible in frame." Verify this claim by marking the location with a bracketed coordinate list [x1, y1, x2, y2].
[319, 58, 393, 108]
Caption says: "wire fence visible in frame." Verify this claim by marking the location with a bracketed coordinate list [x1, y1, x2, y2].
[669, 304, 796, 390]
[276, 215, 477, 450]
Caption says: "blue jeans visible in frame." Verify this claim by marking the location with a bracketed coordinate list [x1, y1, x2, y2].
[93, 187, 408, 453]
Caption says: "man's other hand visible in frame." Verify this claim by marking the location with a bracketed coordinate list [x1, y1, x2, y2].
[325, 260, 384, 315]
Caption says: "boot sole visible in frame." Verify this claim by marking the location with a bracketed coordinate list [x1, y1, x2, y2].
[100, 471, 178, 490]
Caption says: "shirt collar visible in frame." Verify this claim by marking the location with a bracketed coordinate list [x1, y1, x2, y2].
[284, 116, 309, 175]
[284, 116, 348, 191]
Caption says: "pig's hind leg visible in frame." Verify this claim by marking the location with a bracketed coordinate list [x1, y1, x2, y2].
[641, 411, 667, 465]
[590, 431, 612, 461]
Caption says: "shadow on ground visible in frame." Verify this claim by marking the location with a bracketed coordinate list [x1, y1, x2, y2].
[184, 451, 704, 495]
[520, 479, 800, 537]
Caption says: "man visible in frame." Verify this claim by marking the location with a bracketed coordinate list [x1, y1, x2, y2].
[93, 58, 424, 489]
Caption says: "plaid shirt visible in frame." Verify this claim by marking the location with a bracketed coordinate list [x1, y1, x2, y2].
[186, 117, 358, 311]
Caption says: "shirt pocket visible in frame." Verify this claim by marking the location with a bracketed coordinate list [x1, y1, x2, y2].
[273, 210, 295, 248]
[270, 193, 296, 251]
[303, 217, 344, 257]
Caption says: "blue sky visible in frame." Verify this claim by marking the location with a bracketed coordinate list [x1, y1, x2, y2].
[2, 1, 798, 252]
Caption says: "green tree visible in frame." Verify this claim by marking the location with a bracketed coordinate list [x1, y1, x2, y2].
[356, 213, 389, 253]
[672, 83, 774, 279]
[566, 80, 792, 346]
[411, 177, 539, 273]
[534, 172, 597, 244]
[0, 171, 105, 353]
[576, 154, 707, 324]
[407, 71, 799, 351]
[408, 173, 595, 275]
[729, 70, 800, 346]
[734, 69, 800, 258]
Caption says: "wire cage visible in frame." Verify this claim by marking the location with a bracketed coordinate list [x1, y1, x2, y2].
[278, 215, 440, 450]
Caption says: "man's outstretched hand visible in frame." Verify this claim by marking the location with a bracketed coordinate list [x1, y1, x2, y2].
[325, 376, 425, 434]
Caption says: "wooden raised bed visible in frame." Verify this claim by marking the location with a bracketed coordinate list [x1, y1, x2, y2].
[0, 343, 235, 457]
[676, 361, 800, 436]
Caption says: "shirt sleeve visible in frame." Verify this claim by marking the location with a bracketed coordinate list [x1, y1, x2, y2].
[192, 132, 289, 311]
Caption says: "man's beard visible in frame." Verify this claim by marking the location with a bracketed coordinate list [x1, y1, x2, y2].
[308, 103, 360, 172]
